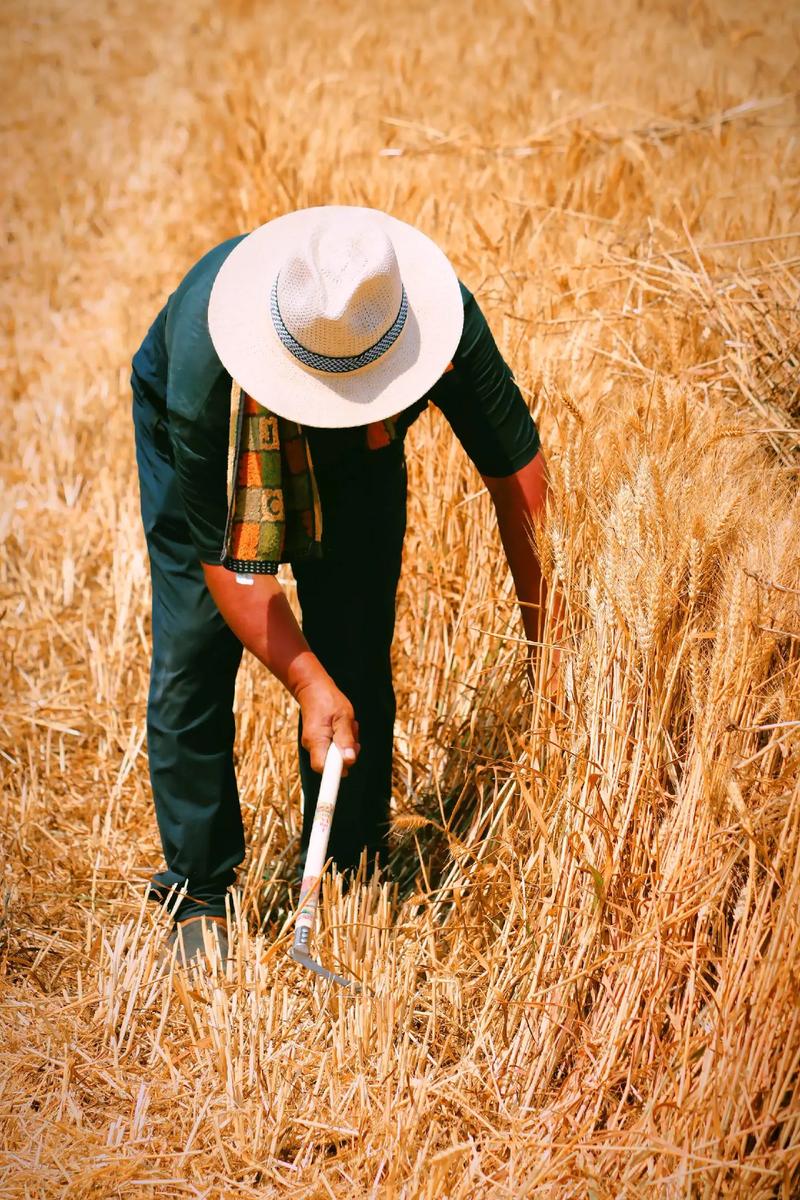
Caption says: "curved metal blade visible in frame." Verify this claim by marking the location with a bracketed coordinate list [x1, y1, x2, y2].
[290, 946, 361, 992]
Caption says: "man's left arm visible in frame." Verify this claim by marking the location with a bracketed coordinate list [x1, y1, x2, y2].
[432, 285, 558, 669]
[481, 447, 551, 651]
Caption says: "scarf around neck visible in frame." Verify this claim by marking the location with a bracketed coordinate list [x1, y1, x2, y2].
[221, 381, 397, 574]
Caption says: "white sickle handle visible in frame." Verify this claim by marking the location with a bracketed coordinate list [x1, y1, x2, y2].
[292, 742, 344, 960]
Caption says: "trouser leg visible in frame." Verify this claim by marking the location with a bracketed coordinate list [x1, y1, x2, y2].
[132, 380, 244, 922]
[293, 440, 407, 877]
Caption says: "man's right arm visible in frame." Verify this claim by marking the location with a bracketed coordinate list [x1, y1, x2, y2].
[202, 565, 360, 774]
[164, 292, 358, 773]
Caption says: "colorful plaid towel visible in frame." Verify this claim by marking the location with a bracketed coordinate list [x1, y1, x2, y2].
[222, 383, 323, 574]
[221, 382, 400, 574]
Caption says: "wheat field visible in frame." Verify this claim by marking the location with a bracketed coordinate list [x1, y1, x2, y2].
[2, 0, 799, 1196]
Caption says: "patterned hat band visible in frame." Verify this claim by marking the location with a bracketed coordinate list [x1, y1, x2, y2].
[270, 277, 409, 375]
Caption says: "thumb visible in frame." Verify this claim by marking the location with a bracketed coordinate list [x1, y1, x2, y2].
[332, 711, 359, 767]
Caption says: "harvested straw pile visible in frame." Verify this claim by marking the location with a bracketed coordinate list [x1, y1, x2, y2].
[2, 0, 799, 1195]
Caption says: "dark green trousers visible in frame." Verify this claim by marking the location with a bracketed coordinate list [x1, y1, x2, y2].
[132, 379, 407, 922]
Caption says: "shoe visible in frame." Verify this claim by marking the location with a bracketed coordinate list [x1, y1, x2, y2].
[165, 916, 229, 969]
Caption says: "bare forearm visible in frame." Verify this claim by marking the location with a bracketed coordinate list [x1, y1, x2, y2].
[201, 564, 327, 698]
[502, 532, 547, 646]
[483, 449, 551, 645]
[200, 563, 359, 772]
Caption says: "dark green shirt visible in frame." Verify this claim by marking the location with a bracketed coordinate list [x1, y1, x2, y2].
[132, 235, 540, 565]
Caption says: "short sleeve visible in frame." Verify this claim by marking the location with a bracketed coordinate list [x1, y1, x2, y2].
[430, 286, 540, 478]
[165, 293, 232, 565]
[167, 369, 231, 564]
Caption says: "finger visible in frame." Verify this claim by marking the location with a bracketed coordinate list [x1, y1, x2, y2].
[305, 735, 331, 775]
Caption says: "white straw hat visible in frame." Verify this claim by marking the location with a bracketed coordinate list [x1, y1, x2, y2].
[208, 205, 464, 429]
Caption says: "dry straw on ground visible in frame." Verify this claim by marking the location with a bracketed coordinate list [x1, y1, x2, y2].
[1, 0, 799, 1196]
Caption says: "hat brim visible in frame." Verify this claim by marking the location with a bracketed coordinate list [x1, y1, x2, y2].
[207, 205, 464, 429]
